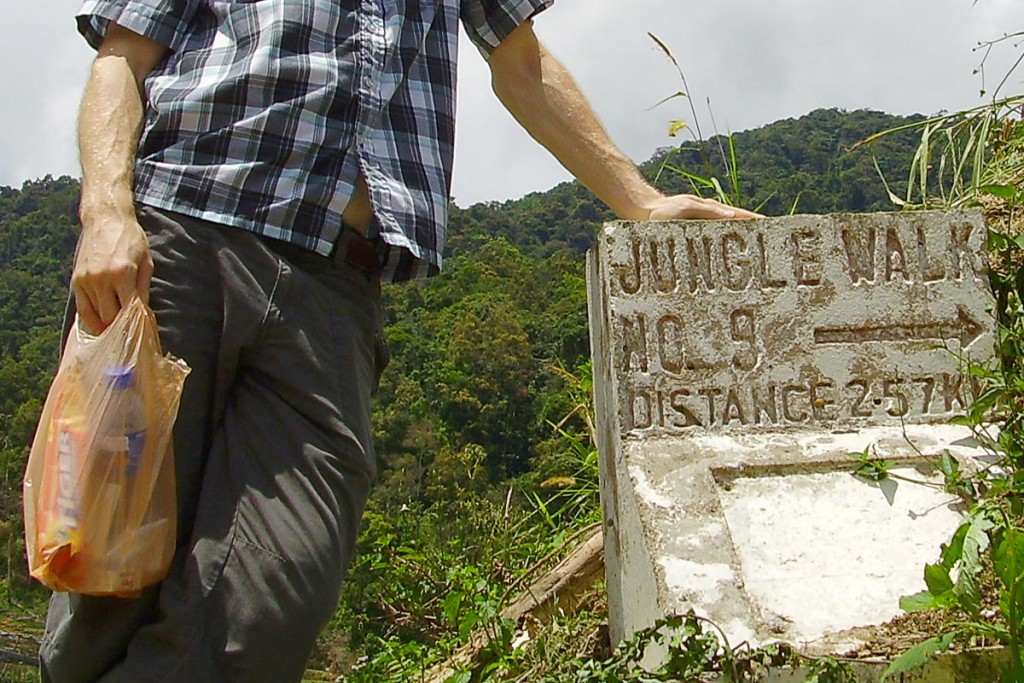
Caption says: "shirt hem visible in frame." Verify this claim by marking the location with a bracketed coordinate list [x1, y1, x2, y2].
[133, 193, 443, 281]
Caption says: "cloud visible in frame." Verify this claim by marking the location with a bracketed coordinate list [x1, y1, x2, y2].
[0, 3, 92, 186]
[1, 0, 1021, 208]
[450, 0, 1023, 204]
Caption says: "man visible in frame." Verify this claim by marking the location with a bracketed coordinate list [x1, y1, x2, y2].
[44, 1, 759, 681]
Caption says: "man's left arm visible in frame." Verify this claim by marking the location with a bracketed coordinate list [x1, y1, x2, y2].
[488, 21, 761, 221]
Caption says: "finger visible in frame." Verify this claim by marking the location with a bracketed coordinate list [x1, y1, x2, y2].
[94, 283, 124, 329]
[730, 206, 764, 219]
[136, 254, 154, 306]
[709, 204, 737, 219]
[73, 287, 103, 336]
[695, 199, 761, 220]
[679, 200, 735, 219]
[114, 272, 140, 317]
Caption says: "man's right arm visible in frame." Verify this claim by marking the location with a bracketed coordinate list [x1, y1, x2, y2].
[74, 24, 167, 333]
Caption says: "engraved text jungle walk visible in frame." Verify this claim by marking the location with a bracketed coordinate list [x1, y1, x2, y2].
[611, 220, 983, 296]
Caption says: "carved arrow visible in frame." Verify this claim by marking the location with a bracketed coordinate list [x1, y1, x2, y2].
[813, 306, 984, 348]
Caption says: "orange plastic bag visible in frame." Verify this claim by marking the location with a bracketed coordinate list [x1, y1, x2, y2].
[23, 297, 190, 597]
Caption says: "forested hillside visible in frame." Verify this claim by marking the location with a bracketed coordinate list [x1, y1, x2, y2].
[0, 177, 79, 552]
[446, 108, 922, 258]
[0, 108, 926, 674]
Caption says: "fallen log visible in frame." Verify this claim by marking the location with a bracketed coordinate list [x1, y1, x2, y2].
[421, 526, 604, 683]
[0, 648, 38, 666]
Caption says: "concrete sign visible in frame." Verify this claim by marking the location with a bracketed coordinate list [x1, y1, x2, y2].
[602, 211, 990, 434]
[587, 210, 996, 665]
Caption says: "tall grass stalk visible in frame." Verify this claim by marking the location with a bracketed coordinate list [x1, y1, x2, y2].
[647, 34, 757, 210]
[852, 95, 1023, 209]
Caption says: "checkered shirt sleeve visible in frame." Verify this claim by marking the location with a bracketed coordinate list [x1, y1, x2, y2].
[77, 0, 200, 51]
[461, 0, 555, 55]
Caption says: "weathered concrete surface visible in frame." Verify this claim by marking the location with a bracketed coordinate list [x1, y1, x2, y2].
[587, 210, 996, 661]
[623, 425, 991, 654]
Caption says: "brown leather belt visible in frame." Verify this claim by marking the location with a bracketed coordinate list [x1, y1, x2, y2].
[259, 226, 382, 278]
[331, 226, 382, 274]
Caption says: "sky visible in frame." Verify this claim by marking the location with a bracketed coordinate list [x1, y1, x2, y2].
[2, 0, 1021, 207]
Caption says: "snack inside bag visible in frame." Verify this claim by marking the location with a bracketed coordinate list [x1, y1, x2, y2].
[24, 298, 189, 597]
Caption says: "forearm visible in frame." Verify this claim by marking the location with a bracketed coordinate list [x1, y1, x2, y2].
[72, 24, 168, 331]
[77, 54, 145, 228]
[490, 29, 661, 220]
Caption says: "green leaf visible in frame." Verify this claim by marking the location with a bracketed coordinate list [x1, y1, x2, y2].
[710, 177, 728, 204]
[443, 591, 462, 627]
[648, 87, 686, 109]
[988, 229, 1011, 251]
[662, 164, 716, 189]
[978, 184, 1017, 201]
[873, 156, 909, 207]
[853, 459, 889, 482]
[900, 591, 940, 612]
[785, 191, 802, 216]
[882, 631, 956, 680]
[938, 451, 960, 481]
[924, 563, 955, 596]
[954, 512, 994, 615]
[458, 611, 480, 640]
[966, 619, 1010, 643]
[901, 587, 956, 613]
[940, 521, 970, 569]
[444, 670, 472, 683]
[994, 527, 1024, 591]
[947, 414, 974, 427]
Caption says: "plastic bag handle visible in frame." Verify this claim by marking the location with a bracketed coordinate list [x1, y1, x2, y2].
[72, 295, 147, 345]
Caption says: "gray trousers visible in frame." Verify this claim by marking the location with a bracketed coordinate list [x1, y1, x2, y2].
[40, 206, 387, 682]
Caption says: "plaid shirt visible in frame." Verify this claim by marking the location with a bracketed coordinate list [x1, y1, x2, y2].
[76, 0, 553, 281]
